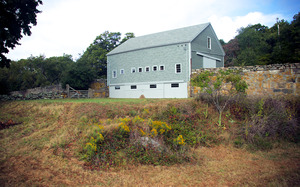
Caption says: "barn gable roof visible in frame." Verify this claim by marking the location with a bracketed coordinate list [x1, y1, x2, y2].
[107, 23, 211, 56]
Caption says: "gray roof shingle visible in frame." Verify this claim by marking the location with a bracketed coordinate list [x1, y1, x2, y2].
[107, 23, 210, 55]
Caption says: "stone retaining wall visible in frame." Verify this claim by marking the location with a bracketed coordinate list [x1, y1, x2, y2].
[190, 63, 300, 97]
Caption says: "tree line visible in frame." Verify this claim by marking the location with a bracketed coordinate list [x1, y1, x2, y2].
[0, 32, 134, 94]
[222, 12, 300, 67]
[0, 7, 298, 95]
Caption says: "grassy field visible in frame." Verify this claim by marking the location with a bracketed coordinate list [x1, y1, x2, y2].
[0, 98, 299, 186]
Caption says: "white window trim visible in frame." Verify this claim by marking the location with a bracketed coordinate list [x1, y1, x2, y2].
[207, 36, 211, 49]
[159, 65, 165, 71]
[120, 69, 124, 74]
[145, 66, 150, 72]
[112, 70, 117, 78]
[152, 65, 158, 71]
[131, 67, 136, 73]
[138, 67, 143, 73]
[175, 63, 182, 74]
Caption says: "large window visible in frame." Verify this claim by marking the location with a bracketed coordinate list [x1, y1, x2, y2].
[207, 37, 211, 49]
[175, 64, 181, 73]
[120, 69, 124, 74]
[171, 83, 179, 88]
[138, 67, 143, 72]
[131, 85, 137, 89]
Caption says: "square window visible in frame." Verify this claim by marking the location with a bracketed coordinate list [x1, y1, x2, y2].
[153, 65, 158, 71]
[131, 67, 136, 73]
[115, 86, 120, 90]
[171, 83, 179, 88]
[138, 67, 143, 72]
[120, 69, 124, 74]
[175, 64, 181, 73]
[145, 66, 150, 72]
[131, 85, 137, 89]
[150, 84, 157, 88]
[159, 65, 165, 71]
[112, 70, 117, 78]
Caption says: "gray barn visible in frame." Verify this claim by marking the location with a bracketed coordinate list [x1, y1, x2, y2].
[107, 23, 225, 98]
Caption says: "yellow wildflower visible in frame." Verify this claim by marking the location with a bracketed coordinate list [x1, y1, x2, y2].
[121, 117, 131, 124]
[98, 124, 104, 130]
[119, 122, 130, 133]
[133, 116, 144, 124]
[97, 132, 104, 141]
[174, 135, 185, 145]
[140, 129, 146, 136]
[151, 128, 158, 137]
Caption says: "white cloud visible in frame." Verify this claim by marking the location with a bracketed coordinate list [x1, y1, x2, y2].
[208, 12, 283, 42]
[5, 0, 291, 60]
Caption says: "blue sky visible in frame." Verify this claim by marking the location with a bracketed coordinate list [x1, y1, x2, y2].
[7, 0, 300, 61]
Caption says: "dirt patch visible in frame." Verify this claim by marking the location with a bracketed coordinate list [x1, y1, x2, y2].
[0, 120, 22, 130]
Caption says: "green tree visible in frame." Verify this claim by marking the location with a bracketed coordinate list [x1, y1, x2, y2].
[236, 24, 271, 66]
[191, 70, 247, 126]
[62, 61, 95, 90]
[78, 31, 135, 78]
[0, 54, 74, 93]
[0, 0, 43, 68]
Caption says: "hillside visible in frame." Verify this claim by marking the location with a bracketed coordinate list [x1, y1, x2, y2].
[0, 98, 299, 186]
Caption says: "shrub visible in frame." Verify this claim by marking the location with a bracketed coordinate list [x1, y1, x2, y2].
[239, 97, 300, 148]
[191, 69, 248, 127]
[82, 117, 192, 168]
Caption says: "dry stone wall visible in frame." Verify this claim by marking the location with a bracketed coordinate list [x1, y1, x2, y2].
[190, 63, 300, 97]
[0, 84, 66, 101]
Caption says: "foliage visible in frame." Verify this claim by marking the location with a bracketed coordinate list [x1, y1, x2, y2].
[222, 12, 300, 66]
[191, 69, 248, 126]
[228, 96, 300, 150]
[153, 101, 224, 147]
[0, 31, 134, 93]
[0, 0, 43, 68]
[61, 60, 96, 90]
[78, 31, 135, 78]
[83, 117, 190, 168]
[0, 54, 74, 93]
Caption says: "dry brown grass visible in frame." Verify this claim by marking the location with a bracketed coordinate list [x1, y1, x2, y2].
[0, 100, 299, 186]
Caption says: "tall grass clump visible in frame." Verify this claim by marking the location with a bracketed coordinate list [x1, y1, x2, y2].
[230, 96, 300, 150]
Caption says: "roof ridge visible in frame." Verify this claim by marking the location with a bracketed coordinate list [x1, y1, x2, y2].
[133, 22, 210, 39]
[108, 22, 211, 56]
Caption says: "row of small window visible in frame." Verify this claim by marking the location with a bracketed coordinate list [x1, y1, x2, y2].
[132, 65, 165, 73]
[115, 83, 180, 90]
[112, 64, 181, 78]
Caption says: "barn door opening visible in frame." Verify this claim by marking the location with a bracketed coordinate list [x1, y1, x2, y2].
[203, 57, 216, 68]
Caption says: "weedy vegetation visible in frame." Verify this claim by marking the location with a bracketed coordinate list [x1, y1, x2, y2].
[0, 94, 299, 186]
